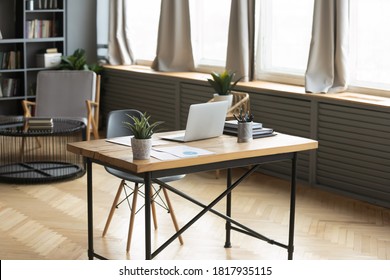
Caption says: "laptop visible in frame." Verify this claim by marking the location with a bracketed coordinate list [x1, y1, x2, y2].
[161, 101, 228, 142]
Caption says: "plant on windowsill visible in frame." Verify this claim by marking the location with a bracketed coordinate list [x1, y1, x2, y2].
[207, 70, 242, 108]
[123, 112, 164, 160]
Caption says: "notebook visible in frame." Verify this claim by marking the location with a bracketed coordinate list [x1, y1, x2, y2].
[161, 101, 228, 142]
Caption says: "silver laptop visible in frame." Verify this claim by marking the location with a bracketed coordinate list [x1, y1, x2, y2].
[161, 101, 228, 142]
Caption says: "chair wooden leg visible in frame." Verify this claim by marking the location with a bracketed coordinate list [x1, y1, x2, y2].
[126, 184, 139, 252]
[102, 180, 125, 237]
[150, 186, 158, 230]
[105, 181, 183, 252]
[215, 169, 220, 179]
[162, 187, 184, 245]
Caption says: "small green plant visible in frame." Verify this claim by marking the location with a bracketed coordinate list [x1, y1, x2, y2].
[59, 48, 103, 73]
[207, 70, 242, 95]
[123, 112, 164, 139]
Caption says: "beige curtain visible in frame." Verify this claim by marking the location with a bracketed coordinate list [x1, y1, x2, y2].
[152, 0, 195, 71]
[226, 0, 255, 82]
[107, 0, 134, 65]
[305, 0, 349, 93]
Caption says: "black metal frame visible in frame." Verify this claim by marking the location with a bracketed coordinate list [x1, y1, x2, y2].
[85, 151, 298, 260]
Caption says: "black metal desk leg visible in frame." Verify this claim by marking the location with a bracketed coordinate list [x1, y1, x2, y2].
[224, 168, 232, 248]
[287, 153, 297, 260]
[144, 172, 152, 260]
[87, 158, 94, 260]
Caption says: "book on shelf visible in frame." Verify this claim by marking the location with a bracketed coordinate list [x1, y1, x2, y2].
[26, 19, 58, 39]
[0, 52, 4, 69]
[1, 78, 20, 97]
[0, 51, 9, 69]
[0, 29, 3, 39]
[1, 50, 22, 70]
[39, 0, 58, 9]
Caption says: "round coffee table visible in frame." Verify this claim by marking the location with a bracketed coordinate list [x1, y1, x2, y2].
[0, 117, 86, 184]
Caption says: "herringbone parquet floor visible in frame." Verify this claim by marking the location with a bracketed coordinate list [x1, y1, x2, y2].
[0, 165, 389, 260]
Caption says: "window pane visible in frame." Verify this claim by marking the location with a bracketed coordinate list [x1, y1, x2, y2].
[96, 0, 109, 60]
[350, 0, 390, 91]
[128, 0, 161, 63]
[190, 0, 231, 68]
[256, 0, 314, 82]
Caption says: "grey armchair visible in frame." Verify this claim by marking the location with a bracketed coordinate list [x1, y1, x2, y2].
[22, 70, 100, 140]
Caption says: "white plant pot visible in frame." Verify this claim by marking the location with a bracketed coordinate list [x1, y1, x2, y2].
[213, 93, 233, 108]
[131, 137, 152, 160]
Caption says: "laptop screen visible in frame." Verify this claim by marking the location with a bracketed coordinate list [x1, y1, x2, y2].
[162, 101, 228, 142]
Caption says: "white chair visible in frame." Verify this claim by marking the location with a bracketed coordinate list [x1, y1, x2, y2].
[22, 70, 100, 140]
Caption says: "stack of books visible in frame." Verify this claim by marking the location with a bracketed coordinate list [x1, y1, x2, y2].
[27, 117, 54, 130]
[223, 120, 275, 139]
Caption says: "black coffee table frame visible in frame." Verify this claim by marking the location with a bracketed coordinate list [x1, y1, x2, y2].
[0, 117, 86, 184]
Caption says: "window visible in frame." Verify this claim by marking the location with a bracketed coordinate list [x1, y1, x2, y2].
[255, 0, 390, 96]
[349, 0, 390, 93]
[190, 0, 231, 72]
[97, 1, 390, 97]
[128, 0, 160, 64]
[96, 0, 109, 61]
[96, 0, 160, 65]
[255, 0, 314, 85]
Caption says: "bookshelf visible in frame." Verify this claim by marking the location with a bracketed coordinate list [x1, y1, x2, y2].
[0, 0, 66, 115]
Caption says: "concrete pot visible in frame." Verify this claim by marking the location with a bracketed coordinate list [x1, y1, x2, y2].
[131, 138, 152, 160]
[237, 122, 253, 143]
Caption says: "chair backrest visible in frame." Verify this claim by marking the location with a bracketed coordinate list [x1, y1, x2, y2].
[226, 91, 250, 119]
[209, 91, 250, 120]
[106, 109, 143, 138]
[35, 70, 96, 123]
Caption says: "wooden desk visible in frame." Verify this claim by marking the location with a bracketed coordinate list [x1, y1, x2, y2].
[67, 132, 318, 260]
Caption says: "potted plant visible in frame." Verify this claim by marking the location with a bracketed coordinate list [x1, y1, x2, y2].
[207, 70, 242, 108]
[58, 48, 103, 73]
[123, 112, 164, 160]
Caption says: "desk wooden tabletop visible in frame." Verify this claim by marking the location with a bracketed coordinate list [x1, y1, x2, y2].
[67, 132, 318, 174]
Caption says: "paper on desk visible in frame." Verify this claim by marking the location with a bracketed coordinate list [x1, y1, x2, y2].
[106, 136, 167, 147]
[153, 145, 215, 158]
[150, 150, 179, 160]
